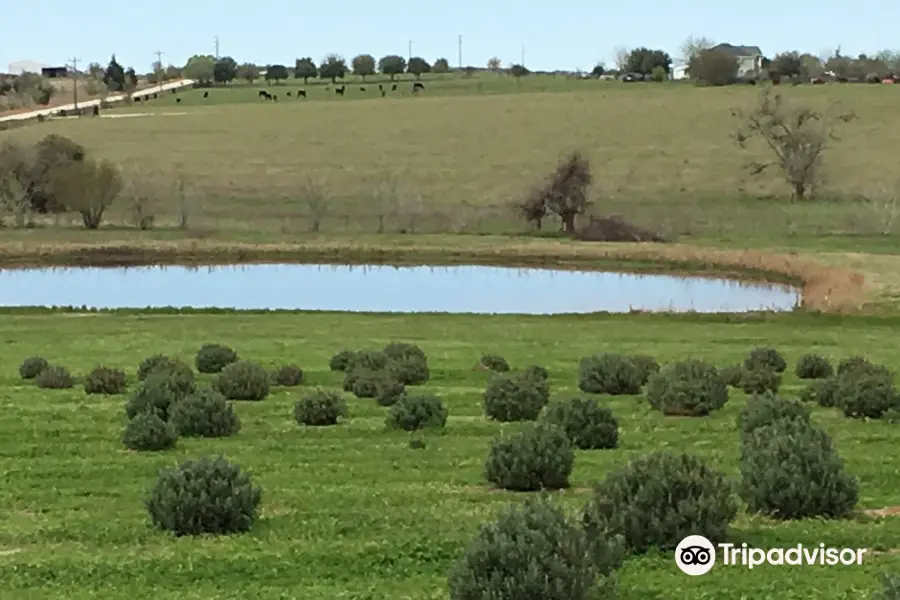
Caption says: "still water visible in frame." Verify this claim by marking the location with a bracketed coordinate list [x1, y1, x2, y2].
[0, 264, 800, 314]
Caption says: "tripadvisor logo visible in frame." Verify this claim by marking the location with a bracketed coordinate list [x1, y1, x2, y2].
[675, 535, 868, 576]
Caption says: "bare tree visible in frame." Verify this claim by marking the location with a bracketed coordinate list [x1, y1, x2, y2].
[614, 46, 631, 72]
[680, 35, 715, 62]
[514, 195, 548, 230]
[300, 176, 329, 232]
[487, 57, 502, 73]
[523, 151, 593, 233]
[50, 158, 122, 229]
[122, 170, 160, 229]
[733, 87, 855, 201]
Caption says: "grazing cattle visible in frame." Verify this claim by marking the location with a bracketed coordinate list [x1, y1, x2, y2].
[391, 83, 397, 91]
[135, 96, 141, 102]
[412, 82, 425, 92]
[176, 97, 182, 103]
[378, 84, 383, 91]
[286, 91, 292, 97]
[171, 89, 176, 94]
[297, 89, 307, 97]
[360, 86, 366, 91]
[92, 106, 100, 116]
[258, 90, 268, 98]
[272, 94, 278, 101]
[381, 90, 386, 97]
[335, 86, 345, 95]
[203, 91, 209, 98]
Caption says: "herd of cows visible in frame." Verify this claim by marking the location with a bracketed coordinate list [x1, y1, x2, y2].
[256, 81, 428, 101]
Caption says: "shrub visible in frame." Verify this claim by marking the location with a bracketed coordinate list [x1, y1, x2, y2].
[800, 376, 839, 407]
[215, 360, 269, 401]
[873, 573, 900, 600]
[348, 368, 388, 398]
[125, 372, 197, 420]
[736, 392, 811, 438]
[18, 356, 48, 379]
[194, 343, 238, 373]
[540, 397, 618, 450]
[838, 356, 891, 379]
[835, 373, 899, 419]
[170, 388, 241, 437]
[582, 451, 736, 553]
[270, 364, 303, 386]
[522, 364, 549, 382]
[36, 365, 74, 389]
[646, 359, 728, 416]
[795, 353, 833, 379]
[145, 455, 262, 536]
[483, 372, 550, 422]
[578, 353, 643, 395]
[138, 354, 193, 381]
[386, 394, 448, 431]
[374, 376, 406, 406]
[383, 341, 426, 362]
[720, 364, 743, 387]
[479, 354, 510, 372]
[744, 347, 787, 373]
[484, 422, 573, 491]
[294, 390, 348, 426]
[347, 350, 389, 372]
[123, 411, 177, 451]
[630, 354, 660, 385]
[329, 349, 357, 372]
[739, 418, 858, 519]
[388, 354, 429, 385]
[737, 367, 781, 395]
[83, 366, 127, 395]
[447, 496, 623, 600]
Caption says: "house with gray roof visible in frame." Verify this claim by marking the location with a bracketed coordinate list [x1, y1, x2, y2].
[710, 44, 764, 77]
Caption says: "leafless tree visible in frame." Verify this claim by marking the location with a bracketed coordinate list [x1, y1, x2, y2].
[680, 35, 715, 62]
[522, 151, 593, 233]
[733, 87, 855, 201]
[614, 46, 631, 71]
[300, 176, 330, 232]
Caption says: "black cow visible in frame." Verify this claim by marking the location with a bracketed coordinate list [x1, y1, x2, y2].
[391, 83, 397, 91]
[360, 86, 366, 91]
[378, 84, 383, 91]
[412, 82, 425, 91]
[297, 89, 307, 98]
[92, 106, 100, 116]
[176, 97, 182, 103]
[286, 91, 292, 97]
[258, 90, 268, 98]
[381, 90, 386, 97]
[152, 93, 158, 99]
[272, 94, 278, 101]
[171, 89, 176, 94]
[203, 91, 209, 98]
[335, 86, 345, 95]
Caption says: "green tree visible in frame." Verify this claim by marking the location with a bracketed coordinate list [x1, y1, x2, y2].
[213, 56, 238, 84]
[237, 63, 259, 84]
[124, 67, 138, 90]
[87, 62, 104, 79]
[509, 64, 529, 79]
[183, 55, 216, 85]
[769, 51, 805, 79]
[378, 55, 406, 80]
[432, 57, 450, 73]
[625, 47, 672, 75]
[591, 63, 605, 77]
[487, 57, 502, 72]
[265, 64, 289, 83]
[407, 56, 431, 78]
[351, 54, 376, 80]
[165, 65, 182, 80]
[689, 49, 738, 86]
[103, 55, 125, 91]
[294, 57, 318, 83]
[319, 54, 347, 83]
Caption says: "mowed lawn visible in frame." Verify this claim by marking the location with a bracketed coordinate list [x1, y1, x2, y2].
[2, 81, 899, 237]
[1, 311, 899, 599]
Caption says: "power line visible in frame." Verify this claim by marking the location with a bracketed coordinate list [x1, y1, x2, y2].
[69, 56, 80, 109]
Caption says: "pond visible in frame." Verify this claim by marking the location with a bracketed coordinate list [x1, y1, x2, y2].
[0, 264, 800, 314]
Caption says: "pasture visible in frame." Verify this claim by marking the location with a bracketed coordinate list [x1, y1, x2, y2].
[2, 77, 900, 241]
[2, 311, 900, 599]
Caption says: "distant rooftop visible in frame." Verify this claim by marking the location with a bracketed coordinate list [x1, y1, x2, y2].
[711, 44, 763, 57]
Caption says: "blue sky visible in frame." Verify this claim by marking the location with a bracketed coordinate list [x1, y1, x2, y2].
[4, 0, 899, 73]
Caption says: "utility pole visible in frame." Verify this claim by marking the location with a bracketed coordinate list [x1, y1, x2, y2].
[154, 49, 164, 71]
[69, 56, 80, 109]
[408, 40, 412, 62]
[521, 45, 525, 66]
[214, 35, 220, 59]
[458, 35, 463, 69]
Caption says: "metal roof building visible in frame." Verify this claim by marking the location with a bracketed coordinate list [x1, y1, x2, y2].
[7, 60, 50, 75]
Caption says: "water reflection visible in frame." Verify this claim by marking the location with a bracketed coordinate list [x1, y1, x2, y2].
[0, 264, 800, 314]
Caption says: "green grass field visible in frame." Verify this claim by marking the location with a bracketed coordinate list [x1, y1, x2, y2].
[1, 72, 900, 599]
[2, 312, 900, 599]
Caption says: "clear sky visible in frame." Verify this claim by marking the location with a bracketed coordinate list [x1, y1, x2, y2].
[4, 0, 899, 73]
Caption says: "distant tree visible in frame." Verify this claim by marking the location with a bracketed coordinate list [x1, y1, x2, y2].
[769, 51, 805, 79]
[294, 58, 318, 83]
[49, 158, 122, 230]
[265, 64, 290, 83]
[103, 55, 126, 91]
[509, 64, 529, 79]
[165, 65, 182, 80]
[319, 54, 347, 83]
[525, 151, 592, 233]
[407, 57, 431, 78]
[124, 68, 138, 90]
[487, 57, 502, 73]
[432, 58, 450, 73]
[237, 63, 260, 84]
[680, 35, 715, 63]
[689, 49, 738, 85]
[614, 46, 630, 71]
[87, 62, 104, 79]
[733, 87, 856, 201]
[213, 57, 238, 84]
[462, 65, 477, 78]
[183, 55, 216, 85]
[378, 55, 407, 80]
[649, 65, 667, 82]
[625, 47, 672, 75]
[351, 54, 376, 80]
[591, 63, 605, 77]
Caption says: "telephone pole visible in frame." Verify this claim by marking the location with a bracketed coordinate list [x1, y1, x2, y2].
[521, 45, 525, 67]
[154, 49, 164, 71]
[408, 40, 412, 62]
[69, 56, 80, 109]
[458, 35, 463, 69]
[214, 35, 220, 58]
